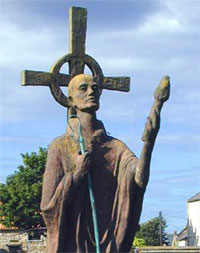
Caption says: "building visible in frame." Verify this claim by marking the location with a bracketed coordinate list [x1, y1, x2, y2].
[175, 192, 200, 247]
[177, 227, 188, 246]
[187, 192, 200, 246]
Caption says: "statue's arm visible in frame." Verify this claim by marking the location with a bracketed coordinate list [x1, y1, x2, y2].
[135, 76, 170, 188]
[40, 141, 66, 212]
[40, 141, 91, 212]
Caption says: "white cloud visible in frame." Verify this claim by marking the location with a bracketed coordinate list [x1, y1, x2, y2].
[165, 1, 200, 28]
[97, 56, 153, 73]
[138, 15, 181, 34]
[0, 135, 50, 145]
[0, 22, 66, 70]
[158, 134, 200, 144]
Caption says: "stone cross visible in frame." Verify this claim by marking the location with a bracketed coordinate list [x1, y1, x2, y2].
[21, 7, 130, 108]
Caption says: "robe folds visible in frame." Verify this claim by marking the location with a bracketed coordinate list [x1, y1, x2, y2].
[41, 122, 146, 253]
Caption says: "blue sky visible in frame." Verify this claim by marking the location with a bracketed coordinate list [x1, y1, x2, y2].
[0, 0, 199, 233]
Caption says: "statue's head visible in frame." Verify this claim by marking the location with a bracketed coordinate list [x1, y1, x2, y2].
[68, 74, 102, 113]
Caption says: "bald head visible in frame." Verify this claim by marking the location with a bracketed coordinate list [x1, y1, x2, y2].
[68, 74, 102, 113]
[68, 74, 94, 98]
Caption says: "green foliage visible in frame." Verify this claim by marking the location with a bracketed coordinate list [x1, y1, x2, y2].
[133, 236, 145, 247]
[0, 148, 47, 229]
[134, 214, 169, 246]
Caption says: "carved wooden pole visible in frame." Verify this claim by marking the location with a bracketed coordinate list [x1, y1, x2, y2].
[135, 76, 170, 188]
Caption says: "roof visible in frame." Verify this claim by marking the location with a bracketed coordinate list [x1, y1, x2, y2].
[178, 227, 188, 241]
[187, 192, 200, 203]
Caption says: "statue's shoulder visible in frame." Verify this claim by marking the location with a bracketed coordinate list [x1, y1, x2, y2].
[98, 119, 131, 152]
[109, 137, 138, 165]
[48, 134, 68, 150]
[107, 136, 131, 152]
[107, 135, 126, 147]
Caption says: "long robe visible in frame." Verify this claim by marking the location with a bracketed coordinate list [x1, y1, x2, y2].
[41, 122, 146, 252]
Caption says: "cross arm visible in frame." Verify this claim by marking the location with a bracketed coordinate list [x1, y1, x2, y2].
[103, 76, 130, 92]
[68, 7, 87, 76]
[21, 70, 130, 92]
[21, 70, 70, 87]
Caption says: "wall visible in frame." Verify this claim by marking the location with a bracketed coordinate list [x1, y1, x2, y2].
[188, 201, 200, 246]
[1, 231, 200, 253]
[178, 240, 187, 247]
[0, 229, 46, 252]
[136, 246, 200, 253]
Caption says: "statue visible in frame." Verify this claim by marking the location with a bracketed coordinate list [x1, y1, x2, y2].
[21, 7, 170, 253]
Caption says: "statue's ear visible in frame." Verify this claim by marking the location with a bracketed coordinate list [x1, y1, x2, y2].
[69, 96, 73, 104]
[99, 87, 103, 96]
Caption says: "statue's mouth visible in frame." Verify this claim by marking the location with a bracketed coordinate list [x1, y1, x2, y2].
[87, 97, 97, 102]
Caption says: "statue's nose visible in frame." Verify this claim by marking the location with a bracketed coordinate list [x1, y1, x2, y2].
[88, 87, 95, 95]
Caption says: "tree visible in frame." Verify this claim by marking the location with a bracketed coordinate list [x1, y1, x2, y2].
[133, 236, 145, 247]
[0, 148, 47, 229]
[134, 214, 169, 246]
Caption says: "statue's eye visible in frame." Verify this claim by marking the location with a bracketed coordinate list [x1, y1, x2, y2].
[79, 84, 87, 91]
[92, 84, 98, 90]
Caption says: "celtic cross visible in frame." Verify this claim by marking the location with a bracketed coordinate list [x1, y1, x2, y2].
[21, 7, 130, 108]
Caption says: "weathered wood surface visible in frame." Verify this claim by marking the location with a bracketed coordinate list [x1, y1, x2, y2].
[21, 6, 131, 108]
[21, 70, 70, 87]
[103, 76, 130, 92]
[68, 7, 87, 76]
[21, 70, 130, 92]
[69, 7, 87, 56]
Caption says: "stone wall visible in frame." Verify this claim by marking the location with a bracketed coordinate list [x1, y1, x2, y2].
[136, 246, 200, 253]
[26, 238, 46, 253]
[0, 229, 46, 253]
[1, 232, 200, 253]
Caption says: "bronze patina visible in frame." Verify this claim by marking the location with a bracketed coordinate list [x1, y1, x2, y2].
[21, 6, 170, 253]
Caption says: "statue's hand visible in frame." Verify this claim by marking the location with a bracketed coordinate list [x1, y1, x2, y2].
[154, 75, 170, 103]
[73, 151, 92, 183]
[141, 76, 170, 143]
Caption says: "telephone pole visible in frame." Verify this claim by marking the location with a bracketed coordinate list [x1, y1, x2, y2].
[159, 211, 162, 246]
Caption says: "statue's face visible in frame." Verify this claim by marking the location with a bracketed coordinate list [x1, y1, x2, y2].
[69, 74, 102, 113]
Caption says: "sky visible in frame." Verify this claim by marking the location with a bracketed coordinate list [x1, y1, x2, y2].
[0, 0, 199, 234]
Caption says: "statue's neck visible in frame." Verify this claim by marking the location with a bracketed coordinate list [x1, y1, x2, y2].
[77, 111, 97, 136]
[67, 111, 98, 141]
